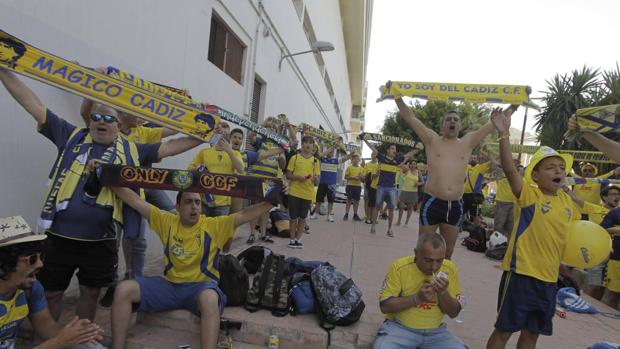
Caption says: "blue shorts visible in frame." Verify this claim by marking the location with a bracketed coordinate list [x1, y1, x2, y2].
[495, 271, 557, 336]
[419, 193, 463, 226]
[376, 186, 397, 209]
[134, 276, 226, 316]
[373, 320, 467, 349]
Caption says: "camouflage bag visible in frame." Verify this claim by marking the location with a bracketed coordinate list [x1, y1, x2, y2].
[310, 264, 365, 328]
[244, 253, 291, 316]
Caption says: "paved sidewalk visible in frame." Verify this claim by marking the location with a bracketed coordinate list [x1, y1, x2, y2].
[51, 203, 620, 348]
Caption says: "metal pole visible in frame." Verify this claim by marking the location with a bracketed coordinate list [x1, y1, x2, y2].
[518, 107, 528, 162]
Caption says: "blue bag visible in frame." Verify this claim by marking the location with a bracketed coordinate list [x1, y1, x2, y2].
[286, 256, 330, 274]
[289, 273, 316, 314]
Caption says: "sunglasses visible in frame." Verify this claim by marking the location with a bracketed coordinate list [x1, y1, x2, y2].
[21, 252, 45, 266]
[90, 113, 118, 123]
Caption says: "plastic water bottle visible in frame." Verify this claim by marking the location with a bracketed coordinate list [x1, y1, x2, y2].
[455, 295, 466, 323]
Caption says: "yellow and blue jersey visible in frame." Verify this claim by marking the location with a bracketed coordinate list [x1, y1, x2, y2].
[148, 206, 236, 283]
[319, 157, 339, 185]
[399, 171, 419, 192]
[364, 162, 379, 189]
[600, 207, 620, 261]
[495, 177, 516, 203]
[345, 165, 364, 187]
[580, 202, 610, 225]
[379, 256, 460, 330]
[501, 184, 580, 282]
[464, 162, 490, 194]
[287, 154, 320, 201]
[120, 125, 163, 144]
[0, 281, 47, 349]
[188, 148, 243, 207]
[377, 154, 404, 188]
[574, 171, 615, 205]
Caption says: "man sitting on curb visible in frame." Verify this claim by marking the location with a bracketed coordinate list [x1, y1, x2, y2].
[108, 187, 276, 349]
[374, 232, 466, 349]
[0, 216, 104, 349]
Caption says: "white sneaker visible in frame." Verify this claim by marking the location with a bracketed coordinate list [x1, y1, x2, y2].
[328, 214, 335, 222]
[310, 213, 318, 220]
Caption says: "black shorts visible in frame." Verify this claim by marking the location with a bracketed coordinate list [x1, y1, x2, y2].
[462, 193, 481, 217]
[345, 185, 362, 201]
[495, 271, 557, 336]
[288, 195, 311, 220]
[316, 183, 336, 203]
[367, 187, 377, 207]
[419, 193, 463, 226]
[38, 233, 118, 290]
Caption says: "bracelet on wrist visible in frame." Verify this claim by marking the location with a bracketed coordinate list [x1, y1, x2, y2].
[497, 134, 509, 141]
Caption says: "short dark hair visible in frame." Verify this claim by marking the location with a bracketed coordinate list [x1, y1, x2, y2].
[446, 110, 460, 115]
[230, 128, 244, 137]
[176, 191, 187, 205]
[601, 185, 620, 198]
[301, 135, 314, 144]
[0, 240, 47, 280]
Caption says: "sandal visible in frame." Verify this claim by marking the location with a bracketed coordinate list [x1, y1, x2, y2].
[246, 234, 256, 244]
[387, 230, 394, 237]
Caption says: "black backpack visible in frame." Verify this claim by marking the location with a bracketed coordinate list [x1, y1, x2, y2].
[237, 246, 272, 274]
[244, 253, 291, 316]
[217, 254, 250, 307]
[485, 242, 508, 260]
[217, 254, 249, 306]
[465, 227, 487, 253]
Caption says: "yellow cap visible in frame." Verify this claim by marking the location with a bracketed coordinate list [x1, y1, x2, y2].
[525, 146, 573, 183]
[580, 162, 598, 176]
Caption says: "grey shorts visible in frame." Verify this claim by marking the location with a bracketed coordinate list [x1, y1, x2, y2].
[400, 191, 418, 204]
[494, 201, 514, 237]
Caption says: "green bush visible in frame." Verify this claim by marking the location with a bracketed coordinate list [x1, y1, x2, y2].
[480, 200, 495, 218]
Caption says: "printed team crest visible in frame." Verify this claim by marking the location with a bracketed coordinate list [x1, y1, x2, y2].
[565, 208, 573, 219]
[541, 201, 552, 214]
[172, 170, 193, 190]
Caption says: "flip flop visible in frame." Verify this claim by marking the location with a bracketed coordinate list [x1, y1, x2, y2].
[246, 234, 256, 244]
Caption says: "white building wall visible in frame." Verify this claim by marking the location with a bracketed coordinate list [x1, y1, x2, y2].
[0, 0, 353, 224]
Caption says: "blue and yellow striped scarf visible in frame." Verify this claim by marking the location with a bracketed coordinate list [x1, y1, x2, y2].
[39, 128, 142, 237]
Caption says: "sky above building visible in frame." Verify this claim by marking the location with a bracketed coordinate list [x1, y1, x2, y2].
[364, 0, 620, 137]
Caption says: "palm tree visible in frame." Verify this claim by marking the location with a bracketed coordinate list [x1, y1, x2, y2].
[534, 66, 600, 149]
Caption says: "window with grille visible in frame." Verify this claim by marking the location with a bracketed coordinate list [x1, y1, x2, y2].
[208, 15, 245, 84]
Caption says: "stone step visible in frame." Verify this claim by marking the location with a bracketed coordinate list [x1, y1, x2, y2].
[137, 307, 375, 349]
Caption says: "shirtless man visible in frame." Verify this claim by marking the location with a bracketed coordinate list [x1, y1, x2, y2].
[395, 98, 517, 258]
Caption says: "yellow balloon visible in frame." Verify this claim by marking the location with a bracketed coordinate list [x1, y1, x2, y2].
[562, 220, 612, 269]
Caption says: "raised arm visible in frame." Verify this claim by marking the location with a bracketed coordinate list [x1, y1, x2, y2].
[569, 114, 620, 163]
[234, 201, 273, 227]
[80, 98, 94, 126]
[157, 136, 202, 161]
[0, 69, 46, 125]
[110, 186, 152, 220]
[257, 147, 284, 161]
[214, 138, 244, 173]
[161, 128, 178, 138]
[395, 97, 437, 144]
[362, 138, 378, 155]
[491, 107, 523, 197]
[464, 105, 518, 149]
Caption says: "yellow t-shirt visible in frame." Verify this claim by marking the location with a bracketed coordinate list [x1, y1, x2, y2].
[399, 172, 419, 192]
[365, 162, 379, 189]
[148, 206, 235, 283]
[501, 184, 580, 282]
[574, 171, 614, 205]
[120, 125, 163, 144]
[464, 162, 490, 194]
[188, 148, 243, 206]
[495, 177, 516, 203]
[581, 202, 610, 225]
[345, 165, 364, 187]
[287, 154, 320, 201]
[379, 256, 460, 330]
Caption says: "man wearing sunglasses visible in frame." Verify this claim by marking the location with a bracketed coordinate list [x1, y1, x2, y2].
[81, 95, 179, 306]
[0, 69, 204, 323]
[0, 216, 104, 349]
